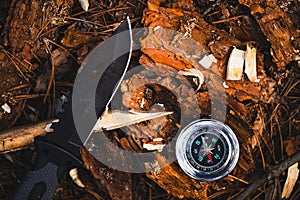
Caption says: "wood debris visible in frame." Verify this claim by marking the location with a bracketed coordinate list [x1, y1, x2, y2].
[178, 68, 205, 90]
[95, 110, 173, 131]
[79, 0, 89, 11]
[69, 168, 85, 188]
[245, 44, 259, 82]
[143, 142, 165, 152]
[1, 103, 11, 114]
[239, 0, 300, 69]
[281, 162, 299, 199]
[0, 0, 299, 199]
[226, 47, 245, 81]
[0, 119, 56, 153]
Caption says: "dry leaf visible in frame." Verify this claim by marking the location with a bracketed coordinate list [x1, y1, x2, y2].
[281, 163, 299, 199]
[284, 139, 299, 156]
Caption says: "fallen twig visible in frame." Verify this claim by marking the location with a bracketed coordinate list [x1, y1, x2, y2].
[0, 119, 56, 153]
[235, 151, 300, 200]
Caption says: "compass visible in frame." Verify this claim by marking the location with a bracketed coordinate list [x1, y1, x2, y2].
[176, 119, 239, 182]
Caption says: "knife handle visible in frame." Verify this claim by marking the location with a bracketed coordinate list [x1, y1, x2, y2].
[14, 162, 58, 200]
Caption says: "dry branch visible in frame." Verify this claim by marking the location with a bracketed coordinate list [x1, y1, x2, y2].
[235, 150, 300, 200]
[0, 119, 55, 153]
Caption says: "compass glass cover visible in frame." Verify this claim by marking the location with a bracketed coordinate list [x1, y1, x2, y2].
[176, 119, 239, 182]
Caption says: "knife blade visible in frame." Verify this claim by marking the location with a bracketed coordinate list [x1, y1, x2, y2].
[14, 16, 132, 200]
[71, 16, 132, 146]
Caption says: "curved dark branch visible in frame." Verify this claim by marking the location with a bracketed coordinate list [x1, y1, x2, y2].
[235, 150, 300, 200]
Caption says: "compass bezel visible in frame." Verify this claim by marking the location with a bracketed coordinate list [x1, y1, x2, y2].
[176, 119, 239, 182]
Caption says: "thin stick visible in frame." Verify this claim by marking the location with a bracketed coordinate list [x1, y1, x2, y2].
[208, 188, 243, 200]
[8, 84, 31, 91]
[5, 50, 35, 73]
[3, 50, 28, 81]
[43, 38, 55, 103]
[87, 6, 133, 17]
[9, 88, 31, 127]
[206, 10, 221, 17]
[227, 174, 249, 185]
[43, 38, 78, 63]
[66, 17, 106, 27]
[212, 15, 244, 24]
[256, 133, 266, 169]
[13, 94, 45, 100]
[55, 81, 73, 87]
[234, 151, 300, 200]
[30, 49, 41, 63]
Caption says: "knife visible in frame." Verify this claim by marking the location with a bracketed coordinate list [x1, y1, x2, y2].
[14, 16, 133, 200]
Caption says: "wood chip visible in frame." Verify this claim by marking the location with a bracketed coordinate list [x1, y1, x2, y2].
[45, 119, 59, 133]
[95, 110, 173, 131]
[79, 0, 89, 11]
[143, 143, 165, 152]
[226, 47, 245, 81]
[281, 162, 299, 199]
[198, 54, 217, 68]
[1, 103, 11, 113]
[178, 68, 204, 90]
[69, 168, 85, 188]
[153, 137, 164, 142]
[245, 44, 259, 82]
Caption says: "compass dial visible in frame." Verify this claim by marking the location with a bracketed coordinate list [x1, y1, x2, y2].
[176, 119, 239, 182]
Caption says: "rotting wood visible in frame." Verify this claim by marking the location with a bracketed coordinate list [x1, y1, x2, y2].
[238, 0, 300, 69]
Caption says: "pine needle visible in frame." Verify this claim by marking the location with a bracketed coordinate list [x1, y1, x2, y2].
[3, 50, 28, 82]
[42, 38, 55, 103]
[211, 15, 244, 24]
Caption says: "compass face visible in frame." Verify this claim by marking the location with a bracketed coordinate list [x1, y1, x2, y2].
[186, 130, 229, 172]
[176, 119, 239, 182]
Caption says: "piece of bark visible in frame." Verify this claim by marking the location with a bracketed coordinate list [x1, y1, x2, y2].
[141, 0, 277, 104]
[146, 154, 209, 200]
[145, 114, 255, 199]
[238, 0, 300, 69]
[81, 147, 140, 200]
[0, 119, 56, 153]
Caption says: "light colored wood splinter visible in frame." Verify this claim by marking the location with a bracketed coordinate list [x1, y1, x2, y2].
[95, 110, 173, 131]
